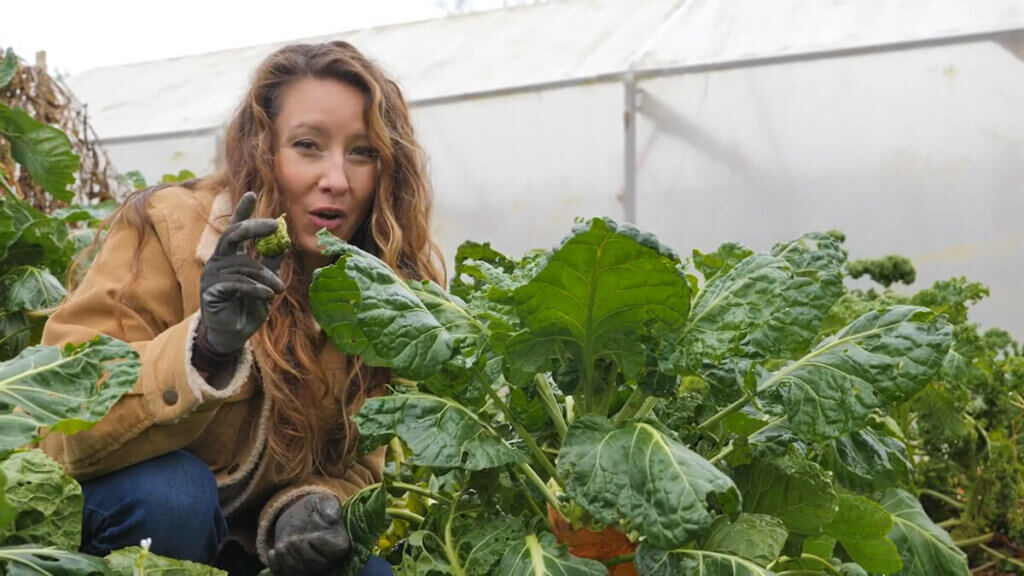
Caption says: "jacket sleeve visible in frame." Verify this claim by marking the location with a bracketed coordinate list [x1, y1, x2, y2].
[254, 446, 386, 564]
[38, 198, 255, 481]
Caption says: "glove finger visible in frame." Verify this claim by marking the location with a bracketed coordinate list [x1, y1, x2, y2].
[277, 538, 321, 575]
[215, 219, 280, 257]
[205, 279, 276, 303]
[229, 191, 257, 225]
[261, 253, 285, 275]
[217, 265, 285, 294]
[314, 495, 343, 525]
[307, 531, 352, 562]
[267, 547, 283, 575]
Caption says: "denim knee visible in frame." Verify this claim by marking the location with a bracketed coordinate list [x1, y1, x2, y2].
[80, 450, 227, 563]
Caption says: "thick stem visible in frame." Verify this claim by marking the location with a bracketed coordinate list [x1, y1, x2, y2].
[697, 395, 750, 431]
[386, 507, 425, 525]
[953, 533, 994, 547]
[979, 543, 1024, 569]
[633, 396, 660, 421]
[391, 377, 418, 389]
[443, 491, 466, 576]
[391, 482, 450, 504]
[517, 462, 566, 518]
[533, 374, 567, 439]
[508, 464, 549, 531]
[483, 385, 563, 486]
[936, 517, 962, 529]
[708, 442, 735, 465]
[919, 488, 965, 511]
[611, 388, 646, 425]
[768, 554, 841, 576]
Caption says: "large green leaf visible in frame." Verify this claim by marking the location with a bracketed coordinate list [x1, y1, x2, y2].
[818, 427, 913, 492]
[0, 105, 79, 202]
[758, 306, 951, 440]
[670, 232, 844, 372]
[339, 483, 389, 576]
[50, 201, 118, 225]
[402, 500, 527, 576]
[0, 450, 82, 549]
[354, 394, 525, 470]
[0, 336, 139, 451]
[823, 493, 901, 573]
[0, 312, 34, 362]
[700, 514, 787, 567]
[0, 50, 17, 90]
[2, 216, 75, 278]
[0, 204, 20, 262]
[0, 546, 107, 575]
[733, 445, 836, 536]
[496, 533, 607, 576]
[310, 231, 475, 380]
[634, 543, 776, 576]
[878, 489, 968, 576]
[558, 415, 739, 549]
[105, 546, 226, 575]
[0, 266, 65, 311]
[509, 218, 690, 394]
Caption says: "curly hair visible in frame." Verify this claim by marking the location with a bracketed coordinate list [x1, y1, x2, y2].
[70, 41, 444, 482]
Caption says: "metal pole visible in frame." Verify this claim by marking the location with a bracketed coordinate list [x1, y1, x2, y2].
[622, 73, 637, 224]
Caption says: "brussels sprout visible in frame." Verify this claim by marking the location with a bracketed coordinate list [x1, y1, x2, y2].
[256, 214, 290, 258]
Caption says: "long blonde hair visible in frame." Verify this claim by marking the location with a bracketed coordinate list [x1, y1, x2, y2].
[73, 41, 444, 481]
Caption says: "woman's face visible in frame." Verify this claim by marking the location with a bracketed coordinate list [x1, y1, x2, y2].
[272, 77, 378, 270]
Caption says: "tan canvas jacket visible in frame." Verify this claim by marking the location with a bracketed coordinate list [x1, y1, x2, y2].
[38, 182, 385, 563]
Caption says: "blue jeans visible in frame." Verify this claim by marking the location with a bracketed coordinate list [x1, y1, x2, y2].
[80, 450, 392, 575]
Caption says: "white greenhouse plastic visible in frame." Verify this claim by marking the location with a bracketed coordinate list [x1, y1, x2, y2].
[67, 0, 1024, 336]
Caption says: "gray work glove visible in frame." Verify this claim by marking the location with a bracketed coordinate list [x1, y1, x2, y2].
[268, 493, 353, 575]
[198, 191, 285, 356]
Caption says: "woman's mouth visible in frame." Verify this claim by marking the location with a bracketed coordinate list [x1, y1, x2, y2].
[308, 208, 345, 230]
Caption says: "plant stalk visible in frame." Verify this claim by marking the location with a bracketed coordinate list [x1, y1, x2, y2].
[936, 517, 962, 529]
[697, 394, 751, 431]
[391, 482, 450, 504]
[611, 387, 646, 425]
[483, 385, 563, 486]
[633, 396, 660, 420]
[443, 491, 466, 576]
[533, 374, 567, 439]
[953, 533, 994, 547]
[979, 543, 1024, 569]
[919, 488, 965, 511]
[708, 442, 735, 465]
[386, 507, 425, 525]
[517, 462, 567, 518]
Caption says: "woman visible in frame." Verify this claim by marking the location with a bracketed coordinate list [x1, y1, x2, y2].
[39, 41, 443, 575]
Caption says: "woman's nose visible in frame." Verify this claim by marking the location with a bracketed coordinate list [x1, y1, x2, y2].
[318, 153, 349, 193]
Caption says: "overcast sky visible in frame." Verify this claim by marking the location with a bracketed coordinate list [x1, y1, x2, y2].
[0, 0, 448, 78]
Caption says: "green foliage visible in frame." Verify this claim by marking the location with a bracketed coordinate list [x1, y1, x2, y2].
[0, 451, 81, 549]
[0, 106, 79, 202]
[104, 546, 227, 575]
[846, 255, 916, 287]
[0, 545, 107, 575]
[558, 416, 739, 549]
[255, 214, 290, 258]
[0, 336, 139, 452]
[496, 533, 607, 576]
[308, 220, 971, 575]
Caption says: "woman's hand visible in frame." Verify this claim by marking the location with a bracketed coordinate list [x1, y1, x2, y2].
[268, 493, 353, 575]
[198, 191, 285, 356]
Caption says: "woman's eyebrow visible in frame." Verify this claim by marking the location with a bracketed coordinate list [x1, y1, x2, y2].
[288, 121, 326, 134]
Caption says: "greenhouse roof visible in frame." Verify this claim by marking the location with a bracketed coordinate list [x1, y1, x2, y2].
[68, 0, 1024, 142]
